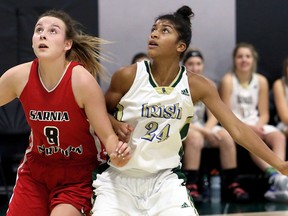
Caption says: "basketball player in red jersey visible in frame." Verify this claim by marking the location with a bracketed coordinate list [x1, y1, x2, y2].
[0, 10, 131, 216]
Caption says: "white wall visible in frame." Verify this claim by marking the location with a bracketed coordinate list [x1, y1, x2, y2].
[99, 0, 235, 91]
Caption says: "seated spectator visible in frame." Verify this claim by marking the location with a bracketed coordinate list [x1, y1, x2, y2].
[219, 42, 288, 202]
[273, 57, 288, 136]
[182, 49, 249, 203]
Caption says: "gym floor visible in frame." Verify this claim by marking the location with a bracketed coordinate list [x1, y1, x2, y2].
[1, 198, 288, 215]
[197, 200, 288, 215]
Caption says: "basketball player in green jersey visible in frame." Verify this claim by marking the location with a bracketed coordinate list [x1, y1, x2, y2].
[91, 5, 288, 216]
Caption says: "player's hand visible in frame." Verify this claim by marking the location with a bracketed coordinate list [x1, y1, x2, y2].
[114, 121, 133, 143]
[109, 141, 132, 167]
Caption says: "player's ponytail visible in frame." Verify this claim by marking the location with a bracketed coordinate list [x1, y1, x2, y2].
[69, 33, 110, 80]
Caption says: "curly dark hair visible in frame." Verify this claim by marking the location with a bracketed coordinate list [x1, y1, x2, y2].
[155, 5, 194, 58]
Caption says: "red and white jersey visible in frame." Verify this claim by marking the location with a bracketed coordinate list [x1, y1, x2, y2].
[19, 59, 106, 165]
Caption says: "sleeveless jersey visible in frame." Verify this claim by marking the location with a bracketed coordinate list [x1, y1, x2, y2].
[19, 59, 106, 165]
[230, 73, 259, 125]
[113, 61, 193, 174]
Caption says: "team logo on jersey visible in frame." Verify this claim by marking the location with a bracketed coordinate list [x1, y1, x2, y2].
[155, 86, 173, 94]
[181, 202, 190, 208]
[237, 95, 253, 104]
[181, 88, 190, 96]
[38, 144, 83, 157]
[142, 103, 182, 119]
[29, 110, 70, 121]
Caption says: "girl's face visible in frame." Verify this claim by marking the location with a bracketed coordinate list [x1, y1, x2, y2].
[32, 16, 72, 60]
[234, 47, 254, 74]
[184, 56, 204, 74]
[147, 19, 184, 59]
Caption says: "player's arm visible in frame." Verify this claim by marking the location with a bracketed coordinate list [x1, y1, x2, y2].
[204, 79, 219, 129]
[105, 65, 136, 142]
[105, 65, 136, 113]
[273, 78, 288, 125]
[218, 72, 233, 107]
[72, 65, 131, 166]
[0, 62, 31, 106]
[256, 74, 270, 126]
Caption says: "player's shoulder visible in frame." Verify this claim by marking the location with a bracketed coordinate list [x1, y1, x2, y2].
[219, 72, 233, 87]
[254, 72, 267, 81]
[71, 64, 99, 90]
[221, 71, 233, 80]
[9, 61, 33, 72]
[187, 71, 213, 87]
[4, 61, 33, 80]
[72, 63, 96, 78]
[273, 77, 283, 88]
[112, 63, 137, 86]
[115, 63, 137, 77]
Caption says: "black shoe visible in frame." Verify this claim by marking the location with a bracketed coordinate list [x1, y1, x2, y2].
[186, 183, 203, 204]
[222, 182, 250, 202]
